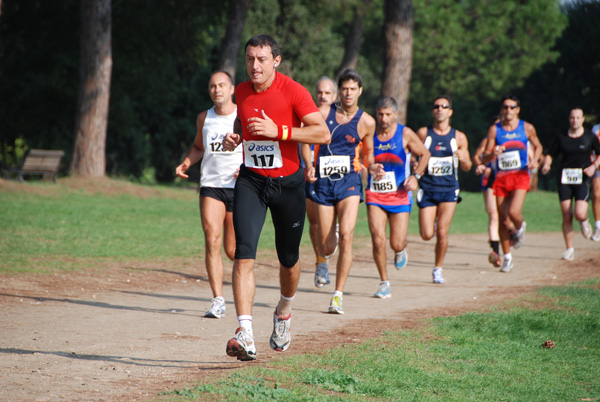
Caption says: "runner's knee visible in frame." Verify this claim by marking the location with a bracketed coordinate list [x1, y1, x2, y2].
[278, 252, 299, 269]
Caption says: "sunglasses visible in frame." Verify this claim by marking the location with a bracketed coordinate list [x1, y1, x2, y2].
[502, 105, 518, 110]
[432, 104, 450, 110]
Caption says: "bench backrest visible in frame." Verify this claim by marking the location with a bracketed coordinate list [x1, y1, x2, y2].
[21, 149, 65, 173]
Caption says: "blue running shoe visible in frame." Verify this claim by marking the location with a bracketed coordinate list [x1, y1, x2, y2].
[394, 249, 407, 270]
[373, 282, 391, 298]
[314, 262, 330, 288]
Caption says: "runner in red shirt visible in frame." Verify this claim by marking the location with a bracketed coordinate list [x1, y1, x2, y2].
[222, 35, 330, 361]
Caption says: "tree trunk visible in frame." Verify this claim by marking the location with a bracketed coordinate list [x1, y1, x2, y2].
[71, 0, 112, 177]
[382, 0, 413, 124]
[335, 1, 372, 79]
[218, 0, 252, 82]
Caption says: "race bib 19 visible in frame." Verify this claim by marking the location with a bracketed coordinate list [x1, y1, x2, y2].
[428, 156, 454, 176]
[498, 150, 521, 171]
[319, 155, 350, 177]
[561, 168, 583, 185]
[243, 140, 283, 169]
[370, 171, 397, 193]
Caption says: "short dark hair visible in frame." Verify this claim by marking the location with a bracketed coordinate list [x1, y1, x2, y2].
[433, 95, 452, 109]
[338, 68, 363, 88]
[501, 94, 520, 107]
[245, 34, 280, 58]
[376, 96, 398, 112]
[570, 107, 585, 117]
[210, 70, 234, 86]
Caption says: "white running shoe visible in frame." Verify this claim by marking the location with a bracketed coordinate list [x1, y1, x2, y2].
[581, 220, 593, 240]
[373, 282, 391, 298]
[432, 268, 445, 284]
[269, 310, 292, 352]
[226, 327, 256, 361]
[204, 297, 226, 318]
[513, 222, 526, 249]
[328, 294, 344, 314]
[314, 262, 330, 288]
[394, 249, 408, 270]
[592, 227, 600, 242]
[561, 249, 574, 261]
[500, 258, 514, 273]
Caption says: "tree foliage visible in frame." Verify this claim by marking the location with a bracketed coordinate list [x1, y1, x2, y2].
[1, 0, 595, 189]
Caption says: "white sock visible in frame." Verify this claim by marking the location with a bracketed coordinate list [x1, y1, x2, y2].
[381, 281, 390, 285]
[504, 253, 512, 261]
[276, 294, 295, 317]
[434, 267, 442, 271]
[237, 315, 253, 337]
[595, 221, 600, 229]
[566, 248, 574, 252]
[333, 290, 343, 298]
[214, 296, 224, 302]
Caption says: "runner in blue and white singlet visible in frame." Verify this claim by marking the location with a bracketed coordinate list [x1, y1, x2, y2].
[480, 95, 543, 274]
[416, 95, 472, 284]
[302, 69, 377, 315]
[366, 96, 430, 299]
[366, 123, 413, 213]
[494, 119, 529, 178]
[418, 126, 460, 196]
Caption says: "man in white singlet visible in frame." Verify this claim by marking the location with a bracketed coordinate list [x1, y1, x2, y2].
[175, 71, 243, 319]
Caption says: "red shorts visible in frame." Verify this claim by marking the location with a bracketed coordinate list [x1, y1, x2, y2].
[493, 170, 530, 197]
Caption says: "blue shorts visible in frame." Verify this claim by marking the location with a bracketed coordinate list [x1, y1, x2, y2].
[417, 188, 460, 208]
[308, 172, 363, 206]
[367, 202, 412, 214]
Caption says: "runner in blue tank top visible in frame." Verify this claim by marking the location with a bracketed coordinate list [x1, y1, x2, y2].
[366, 96, 429, 299]
[302, 69, 376, 315]
[416, 95, 472, 284]
[301, 77, 339, 294]
[481, 95, 542, 274]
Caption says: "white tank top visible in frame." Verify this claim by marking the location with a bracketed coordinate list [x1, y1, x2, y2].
[200, 107, 242, 188]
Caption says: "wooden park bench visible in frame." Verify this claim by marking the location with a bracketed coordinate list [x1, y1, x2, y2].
[2, 149, 65, 183]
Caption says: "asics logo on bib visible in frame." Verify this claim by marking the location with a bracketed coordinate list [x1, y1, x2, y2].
[248, 143, 275, 152]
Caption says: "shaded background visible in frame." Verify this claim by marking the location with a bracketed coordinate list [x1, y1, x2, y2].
[0, 0, 598, 190]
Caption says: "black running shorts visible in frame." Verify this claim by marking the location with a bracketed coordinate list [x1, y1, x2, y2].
[558, 181, 590, 202]
[233, 165, 306, 268]
[200, 187, 235, 212]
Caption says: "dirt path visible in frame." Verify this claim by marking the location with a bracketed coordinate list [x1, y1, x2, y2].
[1, 232, 598, 402]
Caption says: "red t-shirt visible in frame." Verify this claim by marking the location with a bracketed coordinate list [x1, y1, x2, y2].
[236, 72, 318, 177]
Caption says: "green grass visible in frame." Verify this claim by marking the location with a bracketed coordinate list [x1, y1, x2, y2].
[0, 180, 565, 273]
[164, 279, 600, 402]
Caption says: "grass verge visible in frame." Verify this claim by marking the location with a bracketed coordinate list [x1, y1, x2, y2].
[163, 279, 600, 402]
[1, 179, 565, 273]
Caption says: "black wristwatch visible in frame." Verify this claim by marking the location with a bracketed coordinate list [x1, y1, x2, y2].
[412, 173, 421, 180]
